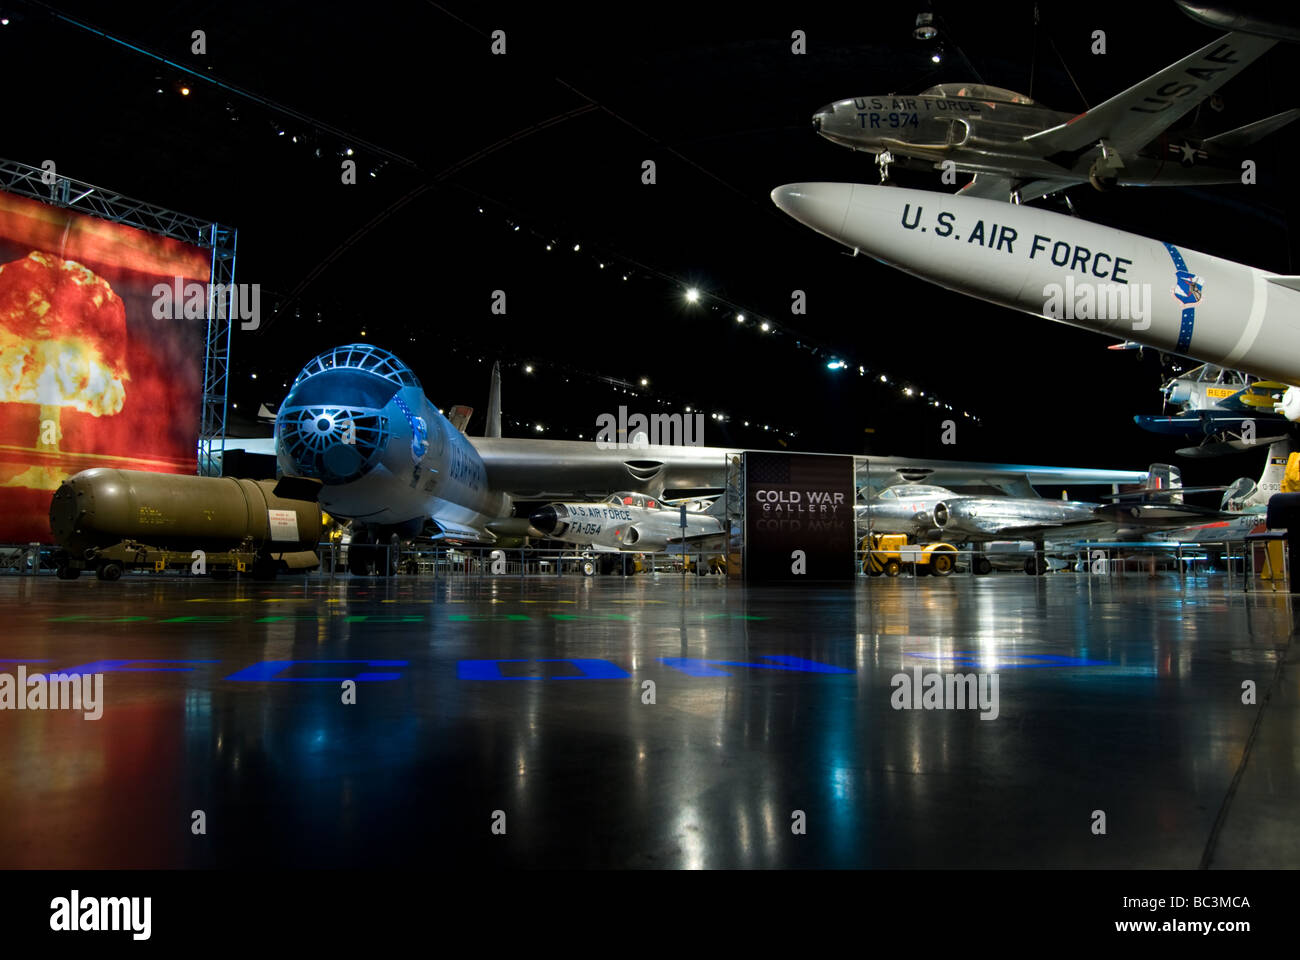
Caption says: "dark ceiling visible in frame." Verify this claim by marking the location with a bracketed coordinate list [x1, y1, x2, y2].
[3, 0, 1297, 485]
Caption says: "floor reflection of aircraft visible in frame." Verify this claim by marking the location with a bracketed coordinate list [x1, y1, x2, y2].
[1133, 362, 1291, 457]
[528, 492, 725, 553]
[858, 465, 1241, 574]
[812, 30, 1294, 201]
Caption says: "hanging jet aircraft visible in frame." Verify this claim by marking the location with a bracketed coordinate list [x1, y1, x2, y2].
[769, 181, 1300, 418]
[811, 31, 1295, 201]
[273, 344, 1148, 573]
[1132, 362, 1291, 455]
[528, 491, 726, 553]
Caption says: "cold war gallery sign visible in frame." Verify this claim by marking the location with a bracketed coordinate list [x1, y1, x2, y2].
[742, 452, 856, 581]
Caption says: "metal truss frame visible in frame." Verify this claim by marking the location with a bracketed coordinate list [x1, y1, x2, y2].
[0, 158, 237, 476]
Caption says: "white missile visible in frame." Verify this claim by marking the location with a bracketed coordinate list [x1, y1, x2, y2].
[770, 182, 1300, 390]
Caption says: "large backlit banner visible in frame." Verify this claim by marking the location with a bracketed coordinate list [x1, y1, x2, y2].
[0, 189, 209, 543]
[743, 452, 856, 581]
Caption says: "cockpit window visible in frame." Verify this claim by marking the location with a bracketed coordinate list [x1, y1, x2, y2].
[283, 369, 402, 409]
[919, 83, 1035, 105]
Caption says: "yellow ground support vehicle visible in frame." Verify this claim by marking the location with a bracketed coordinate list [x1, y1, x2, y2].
[862, 532, 960, 577]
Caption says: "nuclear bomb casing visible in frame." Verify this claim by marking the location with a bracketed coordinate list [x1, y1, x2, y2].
[49, 468, 320, 555]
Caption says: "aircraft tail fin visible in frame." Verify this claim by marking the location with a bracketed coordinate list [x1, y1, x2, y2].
[1146, 463, 1183, 503]
[1204, 108, 1300, 150]
[1240, 437, 1298, 507]
[485, 361, 502, 438]
[447, 405, 473, 433]
[704, 495, 729, 519]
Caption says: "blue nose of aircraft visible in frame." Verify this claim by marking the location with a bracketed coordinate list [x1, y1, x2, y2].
[275, 368, 401, 483]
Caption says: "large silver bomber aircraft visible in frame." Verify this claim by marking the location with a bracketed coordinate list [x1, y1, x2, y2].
[812, 30, 1295, 202]
[270, 344, 1147, 574]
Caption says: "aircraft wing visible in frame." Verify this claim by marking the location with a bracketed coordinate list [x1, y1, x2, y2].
[957, 175, 1014, 200]
[1024, 31, 1277, 158]
[470, 437, 1148, 499]
[1016, 178, 1083, 202]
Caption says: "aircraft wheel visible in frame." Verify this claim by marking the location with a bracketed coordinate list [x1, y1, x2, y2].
[884, 559, 902, 577]
[378, 534, 401, 577]
[96, 561, 123, 582]
[973, 556, 992, 576]
[931, 551, 955, 576]
[1024, 556, 1048, 576]
[56, 563, 80, 580]
[581, 559, 596, 577]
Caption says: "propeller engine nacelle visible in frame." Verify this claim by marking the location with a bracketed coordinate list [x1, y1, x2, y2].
[1277, 385, 1300, 421]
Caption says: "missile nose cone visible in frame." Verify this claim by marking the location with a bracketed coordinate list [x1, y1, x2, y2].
[770, 182, 857, 241]
[530, 505, 559, 535]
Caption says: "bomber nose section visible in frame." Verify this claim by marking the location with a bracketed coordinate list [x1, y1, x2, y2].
[770, 182, 857, 243]
[529, 505, 568, 537]
[275, 367, 395, 484]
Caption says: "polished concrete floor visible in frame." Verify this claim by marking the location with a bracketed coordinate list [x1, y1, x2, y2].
[0, 571, 1295, 869]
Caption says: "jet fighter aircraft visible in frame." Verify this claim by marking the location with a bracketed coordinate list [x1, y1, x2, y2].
[529, 491, 726, 553]
[812, 31, 1295, 202]
[858, 465, 1245, 573]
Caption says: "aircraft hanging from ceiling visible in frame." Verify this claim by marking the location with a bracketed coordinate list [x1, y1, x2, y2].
[769, 181, 1300, 416]
[1132, 361, 1292, 456]
[811, 31, 1294, 202]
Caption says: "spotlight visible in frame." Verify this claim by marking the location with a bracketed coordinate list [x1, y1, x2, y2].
[760, 321, 770, 332]
[685, 287, 700, 303]
[345, 147, 354, 156]
[179, 85, 191, 96]
[639, 378, 648, 386]
[913, 12, 938, 40]
[573, 243, 580, 252]
[931, 43, 944, 64]
[524, 364, 533, 373]
[736, 313, 745, 323]
[1, 18, 9, 26]
[879, 374, 888, 382]
[826, 359, 847, 370]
